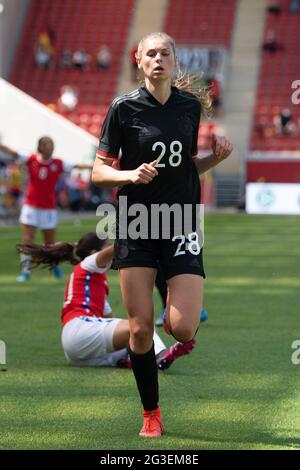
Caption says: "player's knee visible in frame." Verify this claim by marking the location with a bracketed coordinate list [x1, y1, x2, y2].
[130, 322, 153, 348]
[172, 324, 198, 343]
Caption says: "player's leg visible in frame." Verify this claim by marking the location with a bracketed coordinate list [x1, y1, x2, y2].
[155, 265, 208, 326]
[42, 228, 55, 244]
[62, 313, 170, 369]
[17, 222, 36, 281]
[111, 318, 130, 349]
[61, 316, 129, 367]
[119, 267, 165, 437]
[164, 274, 204, 343]
[20, 223, 37, 243]
[90, 320, 169, 368]
[120, 267, 156, 353]
[110, 318, 168, 368]
[112, 322, 170, 369]
[154, 264, 168, 326]
[41, 210, 62, 279]
[62, 316, 165, 368]
[160, 233, 205, 341]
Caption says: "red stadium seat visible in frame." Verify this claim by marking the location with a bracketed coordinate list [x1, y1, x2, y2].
[164, 0, 236, 48]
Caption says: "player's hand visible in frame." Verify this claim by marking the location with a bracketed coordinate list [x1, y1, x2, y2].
[211, 134, 233, 161]
[129, 160, 158, 184]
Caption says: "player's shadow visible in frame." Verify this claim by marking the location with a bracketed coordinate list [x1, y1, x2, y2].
[167, 424, 300, 449]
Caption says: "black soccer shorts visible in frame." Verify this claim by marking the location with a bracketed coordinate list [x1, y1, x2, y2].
[114, 236, 205, 280]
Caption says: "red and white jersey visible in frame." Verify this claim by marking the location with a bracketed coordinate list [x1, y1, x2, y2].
[21, 153, 73, 209]
[61, 253, 111, 326]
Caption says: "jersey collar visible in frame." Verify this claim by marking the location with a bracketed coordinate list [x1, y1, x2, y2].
[140, 85, 176, 107]
[37, 153, 53, 165]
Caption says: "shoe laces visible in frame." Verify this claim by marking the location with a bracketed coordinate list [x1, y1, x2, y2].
[142, 410, 162, 433]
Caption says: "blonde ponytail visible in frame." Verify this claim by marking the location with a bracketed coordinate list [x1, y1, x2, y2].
[173, 71, 213, 118]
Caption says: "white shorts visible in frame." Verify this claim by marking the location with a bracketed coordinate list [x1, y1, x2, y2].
[19, 204, 58, 230]
[61, 316, 127, 367]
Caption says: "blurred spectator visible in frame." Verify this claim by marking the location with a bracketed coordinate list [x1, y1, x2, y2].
[35, 44, 51, 68]
[84, 183, 104, 210]
[255, 117, 275, 139]
[130, 45, 139, 82]
[66, 173, 88, 212]
[236, 194, 246, 211]
[72, 49, 89, 70]
[262, 31, 281, 53]
[5, 162, 22, 217]
[59, 49, 73, 69]
[0, 142, 13, 164]
[37, 24, 55, 53]
[56, 174, 70, 209]
[0, 155, 23, 218]
[35, 24, 55, 68]
[58, 85, 79, 112]
[96, 45, 112, 70]
[67, 179, 81, 212]
[267, 0, 281, 14]
[289, 0, 300, 13]
[209, 77, 222, 117]
[274, 108, 298, 135]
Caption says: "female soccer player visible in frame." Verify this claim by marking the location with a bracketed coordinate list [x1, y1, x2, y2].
[0, 136, 92, 282]
[17, 232, 195, 369]
[92, 32, 233, 437]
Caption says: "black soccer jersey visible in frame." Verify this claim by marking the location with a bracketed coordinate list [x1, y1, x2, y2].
[97, 86, 201, 205]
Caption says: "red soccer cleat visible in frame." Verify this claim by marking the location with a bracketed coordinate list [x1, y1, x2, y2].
[116, 355, 132, 368]
[139, 407, 166, 437]
[156, 338, 196, 370]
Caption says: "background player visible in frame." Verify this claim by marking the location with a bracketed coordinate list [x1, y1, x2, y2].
[17, 232, 195, 369]
[92, 31, 233, 437]
[0, 136, 92, 282]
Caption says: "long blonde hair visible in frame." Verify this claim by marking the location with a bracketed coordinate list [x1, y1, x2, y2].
[136, 32, 213, 118]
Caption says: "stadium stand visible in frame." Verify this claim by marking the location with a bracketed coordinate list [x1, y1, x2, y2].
[164, 0, 236, 48]
[9, 0, 238, 151]
[9, 0, 134, 137]
[250, 0, 300, 151]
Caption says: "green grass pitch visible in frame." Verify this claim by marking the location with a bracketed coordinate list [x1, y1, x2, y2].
[0, 213, 299, 450]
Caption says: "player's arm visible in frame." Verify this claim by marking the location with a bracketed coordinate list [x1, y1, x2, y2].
[93, 100, 158, 187]
[192, 134, 233, 175]
[102, 297, 113, 318]
[73, 163, 93, 170]
[95, 244, 114, 268]
[92, 155, 158, 188]
[0, 144, 29, 167]
[0, 144, 19, 159]
[80, 246, 114, 274]
[192, 153, 220, 175]
[92, 156, 132, 187]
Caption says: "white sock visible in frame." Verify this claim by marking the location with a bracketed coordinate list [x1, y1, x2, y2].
[20, 254, 31, 274]
[153, 330, 166, 356]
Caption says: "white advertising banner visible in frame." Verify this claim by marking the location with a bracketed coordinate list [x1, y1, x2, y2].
[246, 183, 300, 214]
